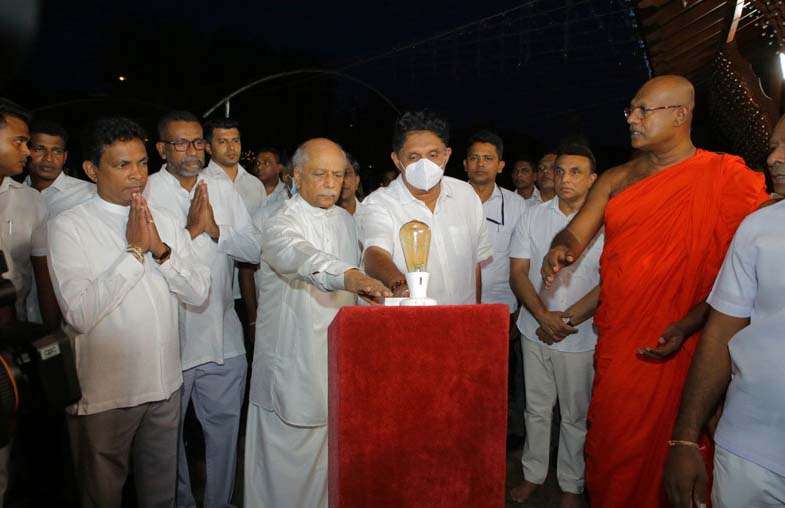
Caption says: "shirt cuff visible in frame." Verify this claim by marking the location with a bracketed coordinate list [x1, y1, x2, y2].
[304, 261, 356, 292]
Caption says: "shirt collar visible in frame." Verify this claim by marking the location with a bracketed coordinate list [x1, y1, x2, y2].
[548, 197, 576, 219]
[49, 171, 69, 191]
[23, 171, 70, 193]
[206, 159, 245, 182]
[95, 195, 130, 217]
[0, 177, 24, 194]
[293, 193, 338, 218]
[487, 184, 503, 202]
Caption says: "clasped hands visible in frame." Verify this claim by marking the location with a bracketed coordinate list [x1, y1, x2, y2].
[126, 193, 167, 259]
[186, 182, 220, 241]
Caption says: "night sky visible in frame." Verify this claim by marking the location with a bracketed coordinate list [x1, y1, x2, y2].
[3, 0, 650, 186]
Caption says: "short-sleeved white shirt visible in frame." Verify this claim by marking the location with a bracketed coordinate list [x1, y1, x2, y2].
[510, 198, 603, 352]
[356, 175, 493, 305]
[479, 185, 527, 312]
[707, 199, 785, 477]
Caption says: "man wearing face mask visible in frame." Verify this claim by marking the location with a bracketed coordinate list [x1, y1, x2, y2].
[356, 110, 492, 304]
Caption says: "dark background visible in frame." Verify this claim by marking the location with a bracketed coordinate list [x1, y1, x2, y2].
[2, 0, 653, 189]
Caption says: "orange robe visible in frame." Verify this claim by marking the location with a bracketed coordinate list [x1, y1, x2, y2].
[585, 150, 767, 507]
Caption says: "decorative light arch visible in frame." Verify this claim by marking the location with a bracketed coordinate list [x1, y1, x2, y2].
[202, 68, 400, 118]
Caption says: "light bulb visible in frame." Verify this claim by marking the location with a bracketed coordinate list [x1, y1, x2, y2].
[399, 220, 431, 272]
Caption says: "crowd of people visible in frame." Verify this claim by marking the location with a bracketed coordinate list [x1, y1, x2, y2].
[0, 72, 783, 508]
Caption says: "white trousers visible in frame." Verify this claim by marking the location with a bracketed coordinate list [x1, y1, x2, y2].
[244, 403, 327, 508]
[713, 445, 785, 507]
[521, 338, 594, 494]
[177, 355, 247, 508]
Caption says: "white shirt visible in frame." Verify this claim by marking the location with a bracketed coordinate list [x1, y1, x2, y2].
[707, 199, 785, 477]
[479, 185, 527, 312]
[25, 172, 96, 241]
[356, 176, 493, 305]
[265, 180, 289, 210]
[205, 161, 266, 300]
[250, 195, 358, 426]
[0, 177, 46, 321]
[47, 196, 210, 415]
[205, 160, 266, 216]
[144, 167, 261, 370]
[24, 172, 96, 322]
[511, 198, 603, 352]
[523, 186, 543, 207]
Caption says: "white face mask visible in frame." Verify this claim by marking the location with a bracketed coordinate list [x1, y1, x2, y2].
[403, 158, 444, 191]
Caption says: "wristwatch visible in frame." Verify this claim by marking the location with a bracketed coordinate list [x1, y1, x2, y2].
[153, 243, 171, 264]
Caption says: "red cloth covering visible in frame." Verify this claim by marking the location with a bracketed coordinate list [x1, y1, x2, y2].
[585, 150, 768, 507]
[328, 304, 509, 508]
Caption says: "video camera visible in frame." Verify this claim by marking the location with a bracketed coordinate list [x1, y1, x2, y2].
[0, 250, 81, 447]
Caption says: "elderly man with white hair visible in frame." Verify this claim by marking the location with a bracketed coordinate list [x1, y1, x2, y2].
[244, 138, 391, 508]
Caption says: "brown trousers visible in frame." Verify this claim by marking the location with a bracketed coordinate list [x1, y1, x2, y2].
[67, 391, 180, 508]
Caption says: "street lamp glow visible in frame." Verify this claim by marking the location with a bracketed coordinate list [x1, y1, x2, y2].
[118, 75, 127, 82]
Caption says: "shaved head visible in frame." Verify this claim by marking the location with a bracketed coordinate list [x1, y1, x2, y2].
[627, 75, 695, 151]
[637, 75, 695, 111]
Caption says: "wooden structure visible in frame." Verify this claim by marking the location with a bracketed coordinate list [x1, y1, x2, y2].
[636, 0, 785, 168]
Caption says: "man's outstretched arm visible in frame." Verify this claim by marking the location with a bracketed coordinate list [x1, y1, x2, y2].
[663, 309, 748, 508]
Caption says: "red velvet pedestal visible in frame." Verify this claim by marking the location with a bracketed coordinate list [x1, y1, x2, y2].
[328, 304, 509, 508]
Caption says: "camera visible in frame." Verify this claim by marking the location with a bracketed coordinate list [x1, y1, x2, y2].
[0, 250, 81, 447]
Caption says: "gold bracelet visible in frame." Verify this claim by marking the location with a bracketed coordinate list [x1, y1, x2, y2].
[126, 246, 145, 264]
[668, 440, 700, 449]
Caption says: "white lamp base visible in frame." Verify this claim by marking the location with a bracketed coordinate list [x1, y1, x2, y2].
[399, 297, 437, 306]
[400, 271, 437, 306]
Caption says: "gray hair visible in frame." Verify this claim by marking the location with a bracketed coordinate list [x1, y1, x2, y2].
[290, 139, 347, 174]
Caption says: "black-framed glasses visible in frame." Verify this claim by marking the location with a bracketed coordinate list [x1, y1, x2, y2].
[623, 105, 682, 119]
[164, 138, 207, 152]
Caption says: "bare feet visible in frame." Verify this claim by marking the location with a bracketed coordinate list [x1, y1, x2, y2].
[561, 492, 583, 508]
[509, 480, 540, 503]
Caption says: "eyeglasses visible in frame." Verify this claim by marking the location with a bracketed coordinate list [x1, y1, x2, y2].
[623, 105, 682, 119]
[164, 138, 207, 152]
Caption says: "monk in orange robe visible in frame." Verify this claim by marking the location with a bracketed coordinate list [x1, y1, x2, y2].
[540, 75, 768, 507]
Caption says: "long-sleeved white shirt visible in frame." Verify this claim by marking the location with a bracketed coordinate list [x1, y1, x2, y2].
[144, 167, 261, 370]
[205, 160, 266, 216]
[47, 196, 210, 415]
[249, 195, 359, 427]
[356, 175, 493, 305]
[0, 177, 46, 321]
[204, 160, 266, 300]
